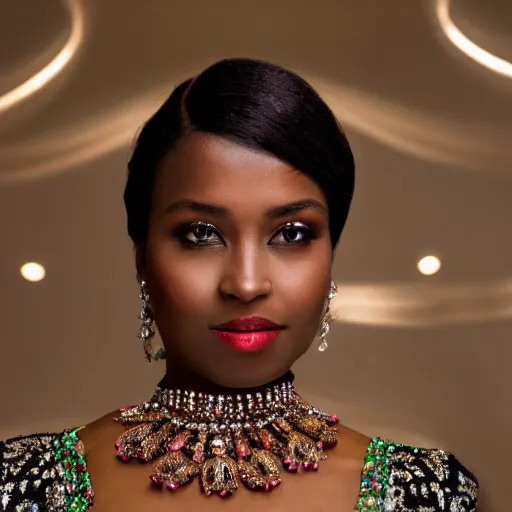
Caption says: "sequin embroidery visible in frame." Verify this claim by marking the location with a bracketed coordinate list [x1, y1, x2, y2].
[356, 438, 478, 511]
[0, 429, 93, 511]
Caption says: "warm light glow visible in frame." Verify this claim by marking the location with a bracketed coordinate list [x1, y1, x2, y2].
[417, 256, 441, 276]
[436, 0, 512, 79]
[329, 277, 512, 327]
[0, 89, 164, 185]
[0, 0, 85, 114]
[20, 262, 46, 282]
[307, 77, 509, 179]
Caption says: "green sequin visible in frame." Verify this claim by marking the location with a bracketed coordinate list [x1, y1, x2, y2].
[356, 437, 391, 511]
[53, 428, 94, 511]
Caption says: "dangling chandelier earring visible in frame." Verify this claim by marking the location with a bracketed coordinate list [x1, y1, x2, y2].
[318, 280, 337, 352]
[138, 280, 166, 362]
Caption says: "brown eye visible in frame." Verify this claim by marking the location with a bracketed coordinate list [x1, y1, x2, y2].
[175, 222, 223, 246]
[270, 222, 317, 245]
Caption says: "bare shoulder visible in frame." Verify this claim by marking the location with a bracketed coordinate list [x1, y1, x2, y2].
[78, 410, 124, 450]
[78, 410, 151, 510]
[331, 423, 372, 465]
[293, 423, 371, 510]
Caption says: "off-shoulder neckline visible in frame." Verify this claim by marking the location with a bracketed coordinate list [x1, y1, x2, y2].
[68, 428, 387, 511]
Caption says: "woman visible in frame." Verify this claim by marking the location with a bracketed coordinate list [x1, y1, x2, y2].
[0, 58, 478, 511]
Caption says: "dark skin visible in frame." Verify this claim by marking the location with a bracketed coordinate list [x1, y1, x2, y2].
[142, 132, 333, 389]
[80, 132, 370, 511]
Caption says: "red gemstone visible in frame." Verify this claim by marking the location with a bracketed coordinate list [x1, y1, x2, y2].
[327, 414, 339, 425]
[74, 441, 85, 455]
[287, 462, 299, 472]
[236, 444, 251, 458]
[168, 432, 189, 451]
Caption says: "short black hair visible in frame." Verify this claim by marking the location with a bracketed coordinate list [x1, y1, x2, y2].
[124, 57, 355, 251]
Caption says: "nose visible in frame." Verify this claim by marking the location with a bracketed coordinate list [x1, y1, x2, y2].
[218, 244, 272, 303]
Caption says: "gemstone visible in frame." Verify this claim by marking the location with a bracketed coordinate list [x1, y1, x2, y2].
[113, 378, 340, 499]
[211, 438, 225, 449]
[327, 414, 339, 425]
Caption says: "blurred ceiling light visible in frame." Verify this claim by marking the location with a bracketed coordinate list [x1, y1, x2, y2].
[0, 0, 85, 114]
[417, 256, 441, 276]
[436, 0, 512, 79]
[20, 262, 46, 282]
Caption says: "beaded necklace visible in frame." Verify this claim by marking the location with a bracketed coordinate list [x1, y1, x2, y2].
[113, 377, 339, 497]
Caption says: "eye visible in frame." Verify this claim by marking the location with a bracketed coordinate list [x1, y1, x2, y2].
[175, 221, 223, 246]
[270, 222, 318, 245]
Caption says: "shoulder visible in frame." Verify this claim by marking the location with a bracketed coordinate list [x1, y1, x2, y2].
[358, 437, 479, 512]
[0, 428, 93, 511]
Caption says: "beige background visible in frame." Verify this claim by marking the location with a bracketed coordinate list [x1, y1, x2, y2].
[1, 1, 511, 511]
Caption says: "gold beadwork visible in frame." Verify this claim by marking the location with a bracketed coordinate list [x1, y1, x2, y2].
[113, 379, 339, 498]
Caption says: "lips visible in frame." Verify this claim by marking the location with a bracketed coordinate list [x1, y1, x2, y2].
[210, 316, 285, 352]
[212, 316, 285, 332]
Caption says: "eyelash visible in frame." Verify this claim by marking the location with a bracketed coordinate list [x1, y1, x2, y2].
[173, 221, 319, 248]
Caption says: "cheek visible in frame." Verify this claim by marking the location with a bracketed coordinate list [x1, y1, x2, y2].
[145, 242, 220, 315]
[277, 252, 332, 325]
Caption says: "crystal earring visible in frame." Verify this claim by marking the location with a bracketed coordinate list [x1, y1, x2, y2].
[318, 280, 337, 352]
[137, 280, 166, 362]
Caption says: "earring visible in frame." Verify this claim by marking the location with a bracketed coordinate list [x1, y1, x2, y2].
[318, 280, 337, 352]
[137, 280, 166, 362]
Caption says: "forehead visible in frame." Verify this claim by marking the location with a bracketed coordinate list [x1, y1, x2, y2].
[152, 132, 327, 213]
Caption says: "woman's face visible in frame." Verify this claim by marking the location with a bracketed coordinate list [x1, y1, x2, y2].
[139, 132, 332, 388]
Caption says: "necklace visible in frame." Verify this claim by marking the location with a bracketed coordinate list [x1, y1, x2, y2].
[114, 376, 339, 498]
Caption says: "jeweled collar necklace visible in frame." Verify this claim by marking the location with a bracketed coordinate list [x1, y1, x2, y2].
[114, 372, 339, 498]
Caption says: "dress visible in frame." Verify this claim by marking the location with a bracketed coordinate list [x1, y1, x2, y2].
[0, 427, 478, 511]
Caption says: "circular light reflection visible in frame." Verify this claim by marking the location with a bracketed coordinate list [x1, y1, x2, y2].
[21, 262, 46, 282]
[0, 0, 85, 114]
[417, 256, 441, 276]
[435, 0, 512, 79]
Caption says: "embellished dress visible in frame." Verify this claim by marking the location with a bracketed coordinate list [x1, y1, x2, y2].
[0, 428, 478, 511]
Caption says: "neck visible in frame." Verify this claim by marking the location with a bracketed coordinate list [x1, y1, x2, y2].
[159, 363, 294, 397]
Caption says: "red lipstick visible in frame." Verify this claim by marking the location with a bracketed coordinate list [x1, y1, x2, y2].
[211, 316, 285, 352]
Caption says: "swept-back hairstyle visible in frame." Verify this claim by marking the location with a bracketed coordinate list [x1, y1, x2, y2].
[124, 58, 355, 252]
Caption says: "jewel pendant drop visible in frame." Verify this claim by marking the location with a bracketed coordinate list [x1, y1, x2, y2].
[113, 378, 339, 498]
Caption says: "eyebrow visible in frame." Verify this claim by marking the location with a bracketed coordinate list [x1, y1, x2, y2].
[163, 198, 327, 219]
